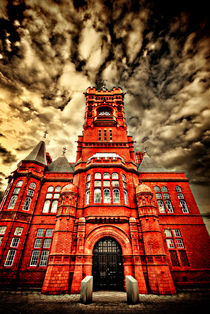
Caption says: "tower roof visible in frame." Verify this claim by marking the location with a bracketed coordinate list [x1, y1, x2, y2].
[24, 141, 47, 165]
[136, 183, 152, 194]
[47, 156, 74, 172]
[138, 152, 170, 172]
[61, 183, 77, 193]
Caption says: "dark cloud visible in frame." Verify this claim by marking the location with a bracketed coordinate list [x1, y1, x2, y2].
[0, 144, 17, 164]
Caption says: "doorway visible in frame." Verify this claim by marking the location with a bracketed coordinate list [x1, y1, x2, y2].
[92, 237, 124, 290]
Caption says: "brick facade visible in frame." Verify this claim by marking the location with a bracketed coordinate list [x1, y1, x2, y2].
[0, 87, 209, 294]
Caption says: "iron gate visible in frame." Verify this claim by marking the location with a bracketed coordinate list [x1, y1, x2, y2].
[93, 237, 124, 290]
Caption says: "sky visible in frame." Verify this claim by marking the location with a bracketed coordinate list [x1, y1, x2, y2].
[0, 0, 209, 232]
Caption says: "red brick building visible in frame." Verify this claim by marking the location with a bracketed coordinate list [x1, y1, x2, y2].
[0, 87, 209, 294]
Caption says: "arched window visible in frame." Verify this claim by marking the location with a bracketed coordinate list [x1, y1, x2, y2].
[94, 189, 101, 203]
[85, 190, 90, 205]
[8, 180, 23, 209]
[165, 200, 174, 213]
[161, 186, 168, 192]
[157, 200, 165, 213]
[95, 173, 101, 179]
[124, 189, 128, 205]
[180, 200, 189, 213]
[103, 172, 110, 179]
[113, 188, 120, 203]
[42, 185, 61, 214]
[154, 186, 160, 192]
[112, 173, 119, 179]
[104, 188, 110, 203]
[175, 186, 182, 192]
[22, 197, 32, 211]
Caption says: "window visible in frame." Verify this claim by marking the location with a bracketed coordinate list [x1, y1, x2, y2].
[4, 249, 16, 266]
[112, 173, 119, 179]
[29, 229, 53, 267]
[180, 200, 189, 213]
[42, 185, 61, 214]
[113, 188, 120, 203]
[14, 227, 23, 236]
[8, 180, 23, 209]
[85, 190, 90, 205]
[155, 185, 173, 213]
[104, 188, 110, 203]
[110, 130, 112, 142]
[175, 185, 182, 192]
[10, 237, 20, 248]
[22, 197, 32, 211]
[104, 129, 107, 142]
[94, 189, 101, 203]
[98, 130, 101, 142]
[0, 226, 7, 235]
[175, 186, 189, 213]
[103, 173, 110, 179]
[164, 228, 189, 267]
[157, 200, 165, 213]
[0, 237, 3, 246]
[95, 173, 101, 179]
[124, 190, 128, 205]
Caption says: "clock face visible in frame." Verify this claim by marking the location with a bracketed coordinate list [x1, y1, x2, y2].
[98, 111, 111, 116]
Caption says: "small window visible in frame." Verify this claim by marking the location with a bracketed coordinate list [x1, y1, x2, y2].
[86, 174, 91, 182]
[180, 200, 189, 213]
[164, 229, 172, 237]
[8, 195, 18, 209]
[161, 186, 168, 192]
[104, 129, 107, 142]
[36, 229, 44, 237]
[157, 200, 165, 213]
[175, 186, 182, 192]
[165, 200, 174, 213]
[176, 239, 184, 248]
[179, 250, 190, 266]
[10, 237, 20, 248]
[112, 173, 119, 179]
[43, 238, 51, 249]
[43, 200, 51, 213]
[34, 238, 42, 248]
[14, 227, 23, 236]
[30, 250, 40, 266]
[177, 193, 184, 199]
[51, 200, 58, 213]
[103, 181, 110, 187]
[94, 189, 101, 203]
[95, 173, 101, 179]
[22, 197, 32, 211]
[46, 193, 53, 199]
[98, 130, 101, 142]
[39, 251, 49, 266]
[156, 193, 162, 199]
[0, 236, 3, 246]
[172, 229, 181, 237]
[0, 226, 7, 235]
[113, 188, 120, 203]
[86, 181, 90, 189]
[85, 190, 90, 205]
[163, 193, 170, 199]
[29, 182, 36, 189]
[16, 180, 23, 187]
[45, 229, 53, 237]
[54, 186, 61, 192]
[124, 190, 128, 205]
[154, 186, 160, 192]
[53, 193, 60, 199]
[112, 181, 119, 187]
[4, 249, 16, 266]
[166, 239, 175, 248]
[47, 186, 54, 192]
[103, 172, 110, 179]
[110, 130, 112, 142]
[122, 174, 126, 182]
[104, 188, 110, 203]
[27, 189, 34, 197]
[94, 180, 101, 187]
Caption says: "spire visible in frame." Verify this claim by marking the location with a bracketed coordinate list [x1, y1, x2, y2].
[47, 156, 73, 172]
[24, 141, 47, 165]
[138, 152, 169, 172]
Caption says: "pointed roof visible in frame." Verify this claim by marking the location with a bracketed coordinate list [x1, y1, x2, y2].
[24, 141, 47, 165]
[138, 152, 170, 172]
[47, 156, 74, 172]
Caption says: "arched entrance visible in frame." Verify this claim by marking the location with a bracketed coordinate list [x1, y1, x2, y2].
[92, 237, 124, 291]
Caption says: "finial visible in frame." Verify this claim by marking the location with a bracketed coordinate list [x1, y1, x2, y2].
[62, 146, 67, 156]
[43, 130, 48, 139]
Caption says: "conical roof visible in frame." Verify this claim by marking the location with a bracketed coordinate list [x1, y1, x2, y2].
[138, 152, 169, 172]
[47, 156, 73, 172]
[24, 141, 47, 165]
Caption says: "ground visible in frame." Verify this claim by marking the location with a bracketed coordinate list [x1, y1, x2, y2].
[0, 289, 210, 314]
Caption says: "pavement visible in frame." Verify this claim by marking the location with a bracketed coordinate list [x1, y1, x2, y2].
[0, 289, 210, 314]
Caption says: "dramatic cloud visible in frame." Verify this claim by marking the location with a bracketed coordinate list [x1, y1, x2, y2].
[0, 0, 209, 230]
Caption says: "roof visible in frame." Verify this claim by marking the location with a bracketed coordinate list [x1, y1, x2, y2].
[24, 141, 47, 165]
[138, 152, 170, 173]
[61, 183, 77, 193]
[136, 183, 152, 194]
[47, 156, 74, 172]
